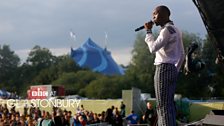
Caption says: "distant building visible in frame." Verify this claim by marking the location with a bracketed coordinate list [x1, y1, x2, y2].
[70, 38, 124, 75]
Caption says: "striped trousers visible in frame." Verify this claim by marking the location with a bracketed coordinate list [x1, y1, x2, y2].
[154, 63, 178, 126]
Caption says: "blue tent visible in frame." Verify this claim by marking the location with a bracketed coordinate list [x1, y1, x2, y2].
[0, 90, 3, 96]
[70, 38, 124, 75]
[0, 89, 10, 97]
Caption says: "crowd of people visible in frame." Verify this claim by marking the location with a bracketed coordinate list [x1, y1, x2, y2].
[0, 101, 155, 126]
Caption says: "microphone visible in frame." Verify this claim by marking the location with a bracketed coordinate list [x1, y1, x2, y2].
[135, 20, 154, 32]
[135, 26, 145, 32]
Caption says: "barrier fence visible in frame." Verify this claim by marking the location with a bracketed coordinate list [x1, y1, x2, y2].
[86, 123, 149, 126]
[127, 124, 149, 126]
[87, 123, 112, 126]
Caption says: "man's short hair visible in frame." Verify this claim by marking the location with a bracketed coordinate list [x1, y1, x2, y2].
[158, 5, 171, 16]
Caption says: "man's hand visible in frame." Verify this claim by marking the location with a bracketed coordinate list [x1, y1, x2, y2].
[144, 21, 154, 30]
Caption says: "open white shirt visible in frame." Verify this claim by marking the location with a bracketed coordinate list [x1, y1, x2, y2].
[145, 22, 185, 71]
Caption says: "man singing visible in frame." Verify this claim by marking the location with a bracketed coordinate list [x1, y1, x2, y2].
[144, 5, 185, 126]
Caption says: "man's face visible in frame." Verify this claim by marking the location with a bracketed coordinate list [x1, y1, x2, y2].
[152, 8, 161, 26]
[147, 102, 152, 109]
[152, 7, 166, 26]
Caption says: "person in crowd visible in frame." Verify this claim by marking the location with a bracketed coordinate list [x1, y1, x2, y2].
[120, 101, 126, 118]
[38, 112, 55, 126]
[53, 109, 66, 126]
[0, 114, 3, 126]
[37, 107, 42, 119]
[42, 110, 46, 119]
[80, 105, 85, 112]
[78, 116, 86, 126]
[111, 106, 115, 115]
[99, 111, 105, 123]
[66, 111, 73, 126]
[105, 108, 114, 125]
[10, 113, 21, 126]
[113, 107, 118, 116]
[26, 115, 35, 126]
[62, 110, 69, 125]
[2, 114, 10, 126]
[114, 110, 123, 126]
[143, 102, 155, 125]
[125, 110, 139, 125]
[92, 113, 100, 124]
[23, 104, 28, 117]
[20, 115, 26, 126]
[73, 113, 81, 126]
[3, 104, 9, 115]
[86, 111, 94, 124]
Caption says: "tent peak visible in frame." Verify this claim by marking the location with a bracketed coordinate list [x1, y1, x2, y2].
[87, 37, 93, 42]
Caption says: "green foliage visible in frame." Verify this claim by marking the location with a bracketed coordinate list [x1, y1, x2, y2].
[83, 76, 122, 99]
[1, 31, 224, 99]
[201, 35, 216, 71]
[125, 32, 155, 95]
[201, 35, 224, 98]
[176, 32, 224, 99]
[0, 45, 20, 90]
[175, 31, 206, 98]
[53, 70, 101, 95]
[56, 55, 81, 74]
[181, 31, 203, 49]
[27, 45, 56, 71]
[32, 55, 81, 84]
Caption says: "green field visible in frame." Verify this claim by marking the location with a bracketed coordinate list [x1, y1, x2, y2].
[189, 102, 224, 121]
[0, 99, 122, 115]
[1, 99, 224, 122]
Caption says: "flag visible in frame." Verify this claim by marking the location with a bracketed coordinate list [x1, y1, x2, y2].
[104, 32, 108, 49]
[105, 32, 108, 39]
[70, 31, 76, 41]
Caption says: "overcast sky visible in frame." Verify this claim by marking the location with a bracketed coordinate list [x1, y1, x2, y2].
[0, 0, 207, 65]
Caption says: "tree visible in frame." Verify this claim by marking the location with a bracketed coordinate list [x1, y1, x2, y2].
[125, 32, 155, 96]
[56, 55, 81, 75]
[201, 35, 224, 98]
[176, 32, 211, 98]
[84, 76, 122, 99]
[32, 55, 81, 84]
[0, 45, 20, 90]
[23, 45, 57, 84]
[53, 70, 101, 95]
[181, 31, 203, 50]
[26, 45, 56, 72]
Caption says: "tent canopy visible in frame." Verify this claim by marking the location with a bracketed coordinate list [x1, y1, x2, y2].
[71, 38, 124, 75]
[0, 89, 11, 97]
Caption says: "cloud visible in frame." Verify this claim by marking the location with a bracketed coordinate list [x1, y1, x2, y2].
[110, 47, 133, 66]
[15, 49, 30, 63]
[0, 21, 14, 34]
[15, 46, 132, 66]
[1, 0, 207, 66]
[50, 48, 70, 56]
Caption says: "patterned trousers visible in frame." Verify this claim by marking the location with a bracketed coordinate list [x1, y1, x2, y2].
[154, 63, 178, 126]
